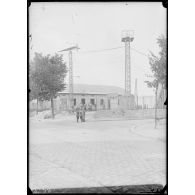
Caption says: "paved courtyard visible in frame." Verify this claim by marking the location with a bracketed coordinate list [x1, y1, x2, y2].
[29, 113, 166, 190]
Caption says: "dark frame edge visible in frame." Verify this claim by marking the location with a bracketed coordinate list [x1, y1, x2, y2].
[27, 1, 168, 194]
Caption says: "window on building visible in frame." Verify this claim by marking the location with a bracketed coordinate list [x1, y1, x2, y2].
[61, 98, 67, 104]
[74, 98, 76, 106]
[100, 99, 104, 105]
[108, 99, 110, 110]
[81, 98, 85, 105]
[90, 98, 95, 105]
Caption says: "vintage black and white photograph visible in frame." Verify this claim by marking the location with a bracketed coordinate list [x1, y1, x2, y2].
[29, 2, 167, 193]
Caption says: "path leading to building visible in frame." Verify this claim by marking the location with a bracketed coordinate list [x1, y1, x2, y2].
[29, 113, 166, 190]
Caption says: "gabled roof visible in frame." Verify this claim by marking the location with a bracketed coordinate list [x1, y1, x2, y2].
[59, 84, 125, 95]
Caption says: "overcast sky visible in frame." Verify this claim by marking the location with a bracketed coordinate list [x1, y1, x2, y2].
[29, 2, 166, 96]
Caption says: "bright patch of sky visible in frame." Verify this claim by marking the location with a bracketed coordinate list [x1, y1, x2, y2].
[29, 2, 166, 96]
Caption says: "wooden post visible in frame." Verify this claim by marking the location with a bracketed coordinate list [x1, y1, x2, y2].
[36, 99, 38, 115]
[143, 96, 144, 109]
[155, 87, 158, 128]
[51, 98, 55, 119]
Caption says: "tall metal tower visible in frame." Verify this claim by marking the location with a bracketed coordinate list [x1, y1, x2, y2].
[121, 30, 134, 96]
[134, 78, 138, 107]
[58, 45, 79, 110]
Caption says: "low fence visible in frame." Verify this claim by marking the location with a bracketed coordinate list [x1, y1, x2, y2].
[124, 109, 166, 119]
[94, 108, 166, 120]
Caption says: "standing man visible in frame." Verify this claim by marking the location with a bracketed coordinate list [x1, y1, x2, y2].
[75, 106, 80, 123]
[79, 106, 83, 122]
[81, 104, 86, 122]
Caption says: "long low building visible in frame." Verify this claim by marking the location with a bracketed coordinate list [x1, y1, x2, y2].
[29, 84, 166, 112]
[30, 84, 135, 112]
[57, 84, 132, 111]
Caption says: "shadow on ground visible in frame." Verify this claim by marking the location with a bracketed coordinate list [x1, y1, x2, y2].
[32, 184, 164, 194]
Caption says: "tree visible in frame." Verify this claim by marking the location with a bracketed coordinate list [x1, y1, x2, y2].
[145, 35, 167, 128]
[145, 34, 167, 90]
[29, 59, 42, 114]
[29, 53, 67, 118]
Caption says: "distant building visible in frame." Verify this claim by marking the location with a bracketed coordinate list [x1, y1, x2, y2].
[30, 84, 135, 111]
[137, 89, 166, 109]
[29, 84, 165, 112]
[137, 96, 155, 109]
[58, 84, 134, 111]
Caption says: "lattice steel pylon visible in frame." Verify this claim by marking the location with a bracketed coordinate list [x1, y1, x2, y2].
[125, 41, 131, 95]
[121, 30, 134, 96]
[134, 78, 138, 107]
[121, 30, 134, 108]
[68, 50, 73, 110]
[58, 45, 79, 111]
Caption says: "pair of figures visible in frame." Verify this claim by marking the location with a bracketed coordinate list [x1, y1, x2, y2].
[76, 105, 86, 123]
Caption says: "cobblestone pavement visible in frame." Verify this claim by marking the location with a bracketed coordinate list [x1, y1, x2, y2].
[29, 118, 166, 190]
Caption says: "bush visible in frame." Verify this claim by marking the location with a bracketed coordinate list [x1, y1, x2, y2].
[44, 113, 53, 119]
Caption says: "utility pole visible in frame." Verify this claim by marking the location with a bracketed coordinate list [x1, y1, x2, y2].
[134, 78, 138, 108]
[155, 86, 158, 128]
[121, 30, 134, 109]
[155, 82, 163, 128]
[58, 45, 79, 111]
[143, 96, 145, 109]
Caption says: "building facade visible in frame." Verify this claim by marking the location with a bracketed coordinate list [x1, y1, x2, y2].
[58, 92, 109, 111]
[29, 84, 136, 112]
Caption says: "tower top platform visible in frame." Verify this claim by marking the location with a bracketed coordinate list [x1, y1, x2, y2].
[121, 30, 134, 42]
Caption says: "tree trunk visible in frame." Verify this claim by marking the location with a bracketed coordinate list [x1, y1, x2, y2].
[51, 98, 55, 119]
[36, 99, 38, 115]
[155, 87, 158, 129]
